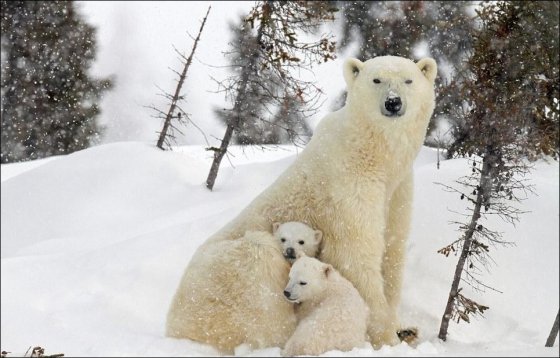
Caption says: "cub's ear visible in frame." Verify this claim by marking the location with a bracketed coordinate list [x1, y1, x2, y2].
[323, 264, 333, 278]
[417, 57, 437, 83]
[343, 58, 364, 87]
[272, 222, 281, 233]
[314, 230, 323, 245]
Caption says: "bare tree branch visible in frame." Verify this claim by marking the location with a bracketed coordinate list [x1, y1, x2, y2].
[154, 5, 211, 150]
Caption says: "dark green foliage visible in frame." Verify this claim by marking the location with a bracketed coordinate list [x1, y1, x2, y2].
[339, 1, 426, 59]
[438, 1, 559, 341]
[447, 1, 559, 160]
[215, 1, 336, 146]
[207, 1, 336, 190]
[1, 1, 112, 163]
[214, 18, 279, 145]
[268, 96, 312, 145]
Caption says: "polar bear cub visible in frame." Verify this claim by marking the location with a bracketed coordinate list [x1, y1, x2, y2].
[273, 221, 323, 263]
[166, 221, 322, 354]
[282, 256, 369, 357]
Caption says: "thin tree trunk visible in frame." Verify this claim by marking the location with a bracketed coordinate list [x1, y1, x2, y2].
[438, 155, 493, 341]
[156, 5, 211, 150]
[437, 141, 440, 170]
[545, 309, 559, 347]
[206, 5, 267, 190]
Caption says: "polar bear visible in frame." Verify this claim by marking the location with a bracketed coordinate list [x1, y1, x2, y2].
[166, 222, 322, 353]
[273, 221, 323, 263]
[281, 256, 369, 357]
[168, 55, 437, 348]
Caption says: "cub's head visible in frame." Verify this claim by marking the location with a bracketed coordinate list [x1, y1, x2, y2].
[283, 256, 332, 303]
[272, 221, 322, 263]
[343, 55, 437, 123]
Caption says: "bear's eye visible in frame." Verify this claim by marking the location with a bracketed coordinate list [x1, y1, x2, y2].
[298, 240, 305, 245]
[280, 238, 286, 243]
[299, 281, 307, 286]
[373, 78, 381, 84]
[405, 79, 413, 84]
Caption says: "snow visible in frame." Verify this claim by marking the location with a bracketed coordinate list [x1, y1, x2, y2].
[1, 142, 558, 357]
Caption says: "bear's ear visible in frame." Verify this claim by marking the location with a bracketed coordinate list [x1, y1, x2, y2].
[417, 57, 437, 83]
[314, 230, 323, 245]
[272, 222, 281, 233]
[343, 58, 364, 87]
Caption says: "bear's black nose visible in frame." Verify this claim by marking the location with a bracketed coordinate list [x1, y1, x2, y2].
[283, 290, 291, 298]
[385, 97, 402, 113]
[285, 247, 295, 258]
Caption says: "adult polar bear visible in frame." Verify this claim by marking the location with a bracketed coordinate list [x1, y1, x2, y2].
[167, 55, 437, 349]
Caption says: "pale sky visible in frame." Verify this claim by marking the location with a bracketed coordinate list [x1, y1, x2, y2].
[77, 1, 350, 147]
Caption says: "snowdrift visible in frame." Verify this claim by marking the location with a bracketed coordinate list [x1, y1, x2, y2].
[1, 142, 558, 356]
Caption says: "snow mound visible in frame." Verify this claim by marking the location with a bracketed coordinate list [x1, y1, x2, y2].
[1, 142, 558, 357]
[1, 142, 209, 258]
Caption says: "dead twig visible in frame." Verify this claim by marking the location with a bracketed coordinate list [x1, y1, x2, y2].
[1, 346, 64, 357]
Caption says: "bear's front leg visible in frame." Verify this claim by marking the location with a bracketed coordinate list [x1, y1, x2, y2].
[338, 243, 401, 349]
[383, 173, 413, 315]
[320, 195, 400, 349]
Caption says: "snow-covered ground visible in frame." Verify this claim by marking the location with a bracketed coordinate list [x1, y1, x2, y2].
[1, 142, 558, 357]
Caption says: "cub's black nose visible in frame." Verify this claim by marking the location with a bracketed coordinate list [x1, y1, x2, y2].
[286, 247, 295, 258]
[385, 97, 402, 113]
[283, 290, 291, 298]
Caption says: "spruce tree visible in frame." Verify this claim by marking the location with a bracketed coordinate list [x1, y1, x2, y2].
[438, 0, 559, 341]
[268, 95, 312, 145]
[206, 1, 337, 190]
[1, 1, 112, 163]
[445, 1, 559, 161]
[213, 17, 279, 145]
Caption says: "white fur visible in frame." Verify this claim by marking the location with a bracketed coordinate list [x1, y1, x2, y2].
[166, 222, 320, 353]
[273, 221, 322, 263]
[167, 55, 437, 349]
[282, 256, 369, 356]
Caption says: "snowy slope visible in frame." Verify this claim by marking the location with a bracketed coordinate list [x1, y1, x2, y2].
[1, 142, 558, 357]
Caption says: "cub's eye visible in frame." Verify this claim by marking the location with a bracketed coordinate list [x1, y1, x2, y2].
[280, 238, 286, 243]
[298, 240, 305, 245]
[373, 78, 381, 84]
[405, 79, 413, 84]
[299, 281, 307, 286]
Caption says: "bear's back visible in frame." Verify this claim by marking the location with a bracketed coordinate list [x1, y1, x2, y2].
[166, 230, 296, 353]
